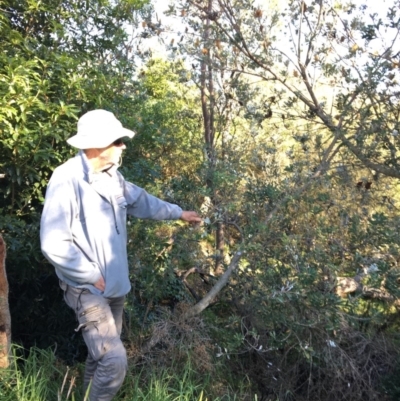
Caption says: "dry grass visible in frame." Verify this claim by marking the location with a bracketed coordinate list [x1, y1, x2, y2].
[128, 303, 214, 374]
[241, 319, 397, 401]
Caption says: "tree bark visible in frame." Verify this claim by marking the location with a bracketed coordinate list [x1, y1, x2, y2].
[0, 234, 11, 368]
[215, 221, 225, 275]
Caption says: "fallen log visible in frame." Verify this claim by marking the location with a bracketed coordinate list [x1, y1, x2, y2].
[335, 275, 400, 307]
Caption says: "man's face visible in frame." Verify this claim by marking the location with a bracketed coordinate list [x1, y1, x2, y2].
[97, 138, 126, 169]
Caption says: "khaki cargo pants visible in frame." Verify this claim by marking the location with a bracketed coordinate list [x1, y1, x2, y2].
[60, 281, 127, 401]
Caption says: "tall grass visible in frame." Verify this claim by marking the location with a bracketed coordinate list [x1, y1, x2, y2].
[0, 346, 254, 401]
[124, 361, 251, 401]
[0, 345, 68, 401]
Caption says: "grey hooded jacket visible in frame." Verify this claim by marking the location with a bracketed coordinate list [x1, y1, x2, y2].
[40, 151, 182, 298]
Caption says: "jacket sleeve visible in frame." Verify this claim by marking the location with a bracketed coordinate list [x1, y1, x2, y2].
[40, 169, 101, 285]
[123, 180, 182, 220]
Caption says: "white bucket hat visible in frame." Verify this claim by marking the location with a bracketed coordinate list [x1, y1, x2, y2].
[67, 109, 136, 149]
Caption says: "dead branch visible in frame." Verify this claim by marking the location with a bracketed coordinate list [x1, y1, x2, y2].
[184, 250, 243, 318]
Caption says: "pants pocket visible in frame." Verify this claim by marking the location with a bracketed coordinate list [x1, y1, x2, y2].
[61, 286, 122, 362]
[79, 303, 117, 361]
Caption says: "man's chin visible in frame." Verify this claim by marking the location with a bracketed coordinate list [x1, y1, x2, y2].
[101, 162, 118, 172]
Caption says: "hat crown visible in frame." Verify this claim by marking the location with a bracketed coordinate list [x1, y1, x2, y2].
[77, 110, 122, 136]
[66, 109, 135, 149]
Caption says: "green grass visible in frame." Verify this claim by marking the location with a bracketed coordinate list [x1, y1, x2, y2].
[0, 346, 63, 401]
[0, 346, 254, 401]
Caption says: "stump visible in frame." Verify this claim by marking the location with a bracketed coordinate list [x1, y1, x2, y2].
[0, 234, 11, 368]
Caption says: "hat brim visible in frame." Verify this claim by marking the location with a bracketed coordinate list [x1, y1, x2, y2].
[67, 127, 135, 149]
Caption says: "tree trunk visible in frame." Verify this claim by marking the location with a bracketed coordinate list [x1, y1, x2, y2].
[215, 221, 225, 274]
[199, 0, 227, 276]
[0, 234, 11, 368]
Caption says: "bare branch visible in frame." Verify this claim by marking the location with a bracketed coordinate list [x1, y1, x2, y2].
[185, 250, 243, 318]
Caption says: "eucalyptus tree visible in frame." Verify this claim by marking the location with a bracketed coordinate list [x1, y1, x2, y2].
[154, 0, 271, 283]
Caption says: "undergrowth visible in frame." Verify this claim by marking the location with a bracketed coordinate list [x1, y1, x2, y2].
[2, 304, 400, 401]
[0, 344, 252, 401]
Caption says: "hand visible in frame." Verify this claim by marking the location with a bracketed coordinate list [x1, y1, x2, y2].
[180, 211, 202, 223]
[94, 276, 105, 292]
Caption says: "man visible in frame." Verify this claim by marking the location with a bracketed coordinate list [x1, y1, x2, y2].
[40, 109, 201, 401]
